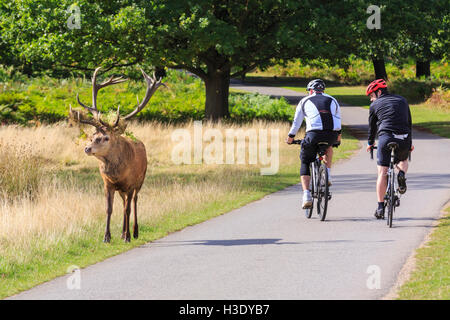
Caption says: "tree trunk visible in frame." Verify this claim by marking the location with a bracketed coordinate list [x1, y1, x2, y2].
[204, 70, 230, 120]
[416, 60, 430, 78]
[372, 58, 388, 80]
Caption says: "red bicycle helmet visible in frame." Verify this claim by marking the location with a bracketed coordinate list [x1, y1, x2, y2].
[366, 79, 387, 96]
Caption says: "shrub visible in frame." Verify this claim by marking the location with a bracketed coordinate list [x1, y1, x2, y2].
[389, 79, 448, 104]
[0, 69, 294, 124]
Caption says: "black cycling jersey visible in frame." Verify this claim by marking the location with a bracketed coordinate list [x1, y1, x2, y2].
[368, 93, 412, 145]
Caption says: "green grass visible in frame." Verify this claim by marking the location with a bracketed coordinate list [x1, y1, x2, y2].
[409, 104, 450, 138]
[0, 128, 359, 299]
[397, 206, 450, 300]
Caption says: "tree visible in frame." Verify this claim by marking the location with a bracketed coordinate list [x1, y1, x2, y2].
[1, 0, 317, 120]
[352, 1, 403, 80]
[395, 0, 449, 78]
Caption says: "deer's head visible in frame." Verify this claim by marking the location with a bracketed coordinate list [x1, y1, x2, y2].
[69, 67, 165, 158]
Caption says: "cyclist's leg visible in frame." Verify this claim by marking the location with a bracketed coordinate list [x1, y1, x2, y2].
[300, 132, 317, 208]
[375, 134, 391, 218]
[301, 175, 311, 192]
[395, 137, 411, 193]
[377, 165, 388, 203]
[324, 146, 333, 169]
[396, 159, 408, 174]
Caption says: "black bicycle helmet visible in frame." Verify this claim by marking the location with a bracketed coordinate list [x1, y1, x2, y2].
[306, 79, 325, 92]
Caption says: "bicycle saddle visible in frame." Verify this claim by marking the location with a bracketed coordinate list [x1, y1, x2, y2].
[387, 142, 399, 150]
[317, 142, 330, 156]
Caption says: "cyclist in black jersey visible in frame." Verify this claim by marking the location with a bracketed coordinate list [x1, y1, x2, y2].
[365, 79, 414, 219]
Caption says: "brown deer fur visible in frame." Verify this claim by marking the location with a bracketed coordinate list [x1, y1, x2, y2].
[69, 67, 164, 242]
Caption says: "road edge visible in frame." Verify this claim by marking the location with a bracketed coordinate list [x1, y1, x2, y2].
[382, 200, 450, 300]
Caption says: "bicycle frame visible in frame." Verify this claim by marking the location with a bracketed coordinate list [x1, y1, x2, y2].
[370, 144, 402, 227]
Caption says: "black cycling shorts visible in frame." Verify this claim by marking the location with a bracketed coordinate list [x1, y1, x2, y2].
[300, 130, 338, 176]
[377, 132, 412, 167]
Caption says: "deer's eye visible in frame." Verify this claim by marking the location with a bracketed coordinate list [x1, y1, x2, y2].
[104, 137, 109, 142]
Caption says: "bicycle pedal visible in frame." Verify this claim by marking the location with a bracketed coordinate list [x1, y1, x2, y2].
[328, 193, 332, 200]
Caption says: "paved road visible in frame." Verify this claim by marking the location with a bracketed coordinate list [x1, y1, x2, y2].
[10, 84, 450, 300]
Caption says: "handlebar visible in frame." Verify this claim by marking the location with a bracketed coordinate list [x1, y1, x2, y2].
[289, 139, 340, 147]
[369, 145, 412, 161]
[369, 145, 377, 160]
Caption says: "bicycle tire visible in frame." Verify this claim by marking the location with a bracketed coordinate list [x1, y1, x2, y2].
[305, 163, 315, 218]
[317, 164, 329, 221]
[387, 170, 395, 228]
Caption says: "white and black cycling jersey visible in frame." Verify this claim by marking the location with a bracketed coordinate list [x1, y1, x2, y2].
[288, 92, 341, 136]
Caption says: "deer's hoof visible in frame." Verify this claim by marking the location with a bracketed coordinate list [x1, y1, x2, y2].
[103, 234, 111, 243]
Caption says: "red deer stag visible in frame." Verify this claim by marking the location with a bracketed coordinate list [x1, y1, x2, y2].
[69, 67, 164, 242]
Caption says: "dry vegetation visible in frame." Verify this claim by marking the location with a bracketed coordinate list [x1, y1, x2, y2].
[0, 121, 301, 278]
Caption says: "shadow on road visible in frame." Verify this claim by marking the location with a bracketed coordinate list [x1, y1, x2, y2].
[270, 173, 450, 195]
[142, 238, 398, 248]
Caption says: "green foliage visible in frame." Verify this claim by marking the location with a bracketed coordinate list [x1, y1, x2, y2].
[256, 57, 449, 85]
[229, 93, 293, 122]
[389, 79, 448, 104]
[0, 69, 293, 124]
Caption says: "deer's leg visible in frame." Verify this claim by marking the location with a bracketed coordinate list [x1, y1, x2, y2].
[104, 187, 114, 243]
[133, 191, 139, 239]
[119, 192, 126, 239]
[123, 191, 133, 242]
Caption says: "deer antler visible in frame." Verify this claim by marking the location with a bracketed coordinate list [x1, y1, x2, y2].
[121, 68, 165, 121]
[76, 67, 128, 126]
[69, 104, 106, 133]
[70, 67, 164, 132]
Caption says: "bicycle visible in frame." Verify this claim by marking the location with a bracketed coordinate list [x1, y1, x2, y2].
[370, 143, 404, 228]
[292, 139, 333, 221]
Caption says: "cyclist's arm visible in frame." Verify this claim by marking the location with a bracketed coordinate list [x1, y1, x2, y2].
[288, 100, 305, 138]
[368, 104, 378, 146]
[407, 102, 412, 140]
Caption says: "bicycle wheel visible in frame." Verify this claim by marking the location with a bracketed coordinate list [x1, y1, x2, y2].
[387, 171, 395, 228]
[305, 163, 315, 219]
[316, 164, 329, 221]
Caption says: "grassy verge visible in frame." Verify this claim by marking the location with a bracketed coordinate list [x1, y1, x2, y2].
[0, 122, 359, 299]
[397, 206, 450, 299]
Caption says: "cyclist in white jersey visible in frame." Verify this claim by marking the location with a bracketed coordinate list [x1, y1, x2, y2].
[286, 79, 342, 209]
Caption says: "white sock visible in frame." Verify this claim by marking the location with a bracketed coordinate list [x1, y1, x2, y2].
[327, 167, 331, 175]
[304, 190, 311, 195]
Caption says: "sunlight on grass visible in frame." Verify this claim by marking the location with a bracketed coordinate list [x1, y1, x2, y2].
[0, 121, 360, 298]
[397, 206, 450, 300]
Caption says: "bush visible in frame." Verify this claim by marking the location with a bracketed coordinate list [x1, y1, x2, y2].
[229, 93, 294, 122]
[389, 79, 448, 104]
[0, 69, 294, 124]
[424, 86, 450, 110]
[254, 57, 449, 85]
